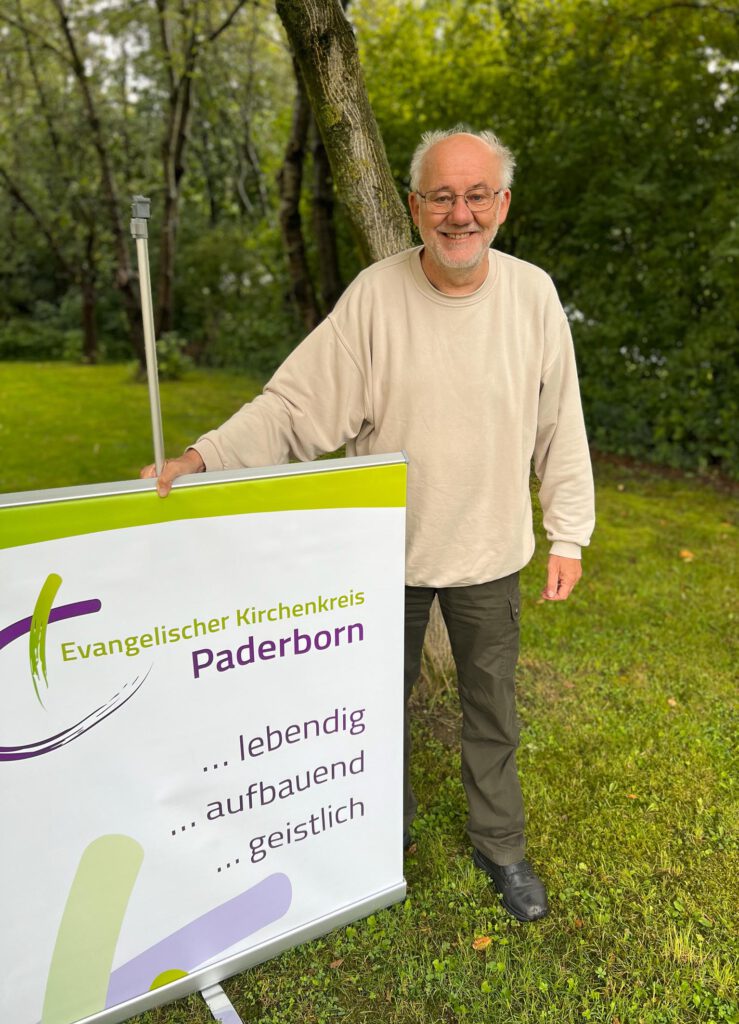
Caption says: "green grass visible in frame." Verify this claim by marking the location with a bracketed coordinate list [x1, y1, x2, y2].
[2, 364, 737, 1023]
[0, 362, 263, 493]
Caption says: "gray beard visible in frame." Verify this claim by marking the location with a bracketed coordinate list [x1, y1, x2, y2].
[430, 226, 498, 271]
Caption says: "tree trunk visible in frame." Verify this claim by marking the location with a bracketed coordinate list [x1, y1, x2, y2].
[310, 118, 343, 311]
[52, 0, 145, 364]
[277, 61, 322, 332]
[154, 3, 197, 336]
[275, 0, 411, 264]
[81, 225, 98, 363]
[154, 0, 250, 336]
[81, 275, 98, 363]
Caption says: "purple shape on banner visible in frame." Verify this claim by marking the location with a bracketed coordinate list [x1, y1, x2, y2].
[0, 671, 149, 761]
[105, 873, 292, 1008]
[0, 600, 102, 652]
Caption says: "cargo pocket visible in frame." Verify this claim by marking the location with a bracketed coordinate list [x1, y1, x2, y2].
[508, 596, 520, 622]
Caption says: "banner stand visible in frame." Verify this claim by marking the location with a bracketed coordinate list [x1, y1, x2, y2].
[201, 982, 243, 1023]
[130, 195, 165, 474]
[132, 196, 238, 1024]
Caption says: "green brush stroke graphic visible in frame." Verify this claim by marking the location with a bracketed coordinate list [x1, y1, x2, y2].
[42, 834, 144, 1024]
[29, 573, 62, 706]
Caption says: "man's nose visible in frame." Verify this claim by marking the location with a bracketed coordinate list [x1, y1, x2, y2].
[447, 194, 473, 222]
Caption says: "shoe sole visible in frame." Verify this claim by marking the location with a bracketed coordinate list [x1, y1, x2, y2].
[500, 896, 548, 922]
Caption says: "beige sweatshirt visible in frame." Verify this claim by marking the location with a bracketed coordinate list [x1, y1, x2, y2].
[193, 247, 595, 587]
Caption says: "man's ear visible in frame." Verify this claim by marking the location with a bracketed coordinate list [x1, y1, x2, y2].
[408, 191, 420, 227]
[497, 189, 512, 226]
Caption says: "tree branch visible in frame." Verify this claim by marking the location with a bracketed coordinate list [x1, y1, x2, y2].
[0, 10, 69, 63]
[636, 1, 737, 18]
[0, 164, 72, 277]
[207, 0, 251, 43]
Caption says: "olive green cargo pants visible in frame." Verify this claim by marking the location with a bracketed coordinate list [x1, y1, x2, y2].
[404, 572, 525, 866]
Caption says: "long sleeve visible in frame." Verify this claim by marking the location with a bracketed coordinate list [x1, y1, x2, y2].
[534, 318, 595, 558]
[191, 318, 371, 471]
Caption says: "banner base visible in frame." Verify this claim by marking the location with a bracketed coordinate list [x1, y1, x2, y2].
[201, 983, 243, 1024]
[72, 879, 407, 1024]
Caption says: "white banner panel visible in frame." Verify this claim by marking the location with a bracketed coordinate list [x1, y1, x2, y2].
[0, 455, 407, 1024]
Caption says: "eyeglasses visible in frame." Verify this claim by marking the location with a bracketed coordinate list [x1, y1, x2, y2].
[415, 187, 504, 214]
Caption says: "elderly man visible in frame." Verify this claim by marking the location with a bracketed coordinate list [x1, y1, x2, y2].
[143, 127, 595, 922]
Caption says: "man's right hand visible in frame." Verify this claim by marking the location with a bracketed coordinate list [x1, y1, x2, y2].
[140, 448, 205, 497]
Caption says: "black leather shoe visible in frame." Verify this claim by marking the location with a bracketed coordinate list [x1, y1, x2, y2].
[472, 849, 548, 922]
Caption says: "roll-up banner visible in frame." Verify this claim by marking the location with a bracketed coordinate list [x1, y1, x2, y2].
[0, 454, 407, 1024]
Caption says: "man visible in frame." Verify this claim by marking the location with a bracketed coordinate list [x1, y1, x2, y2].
[143, 127, 595, 923]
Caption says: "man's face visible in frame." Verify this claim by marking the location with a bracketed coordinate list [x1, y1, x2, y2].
[408, 134, 510, 285]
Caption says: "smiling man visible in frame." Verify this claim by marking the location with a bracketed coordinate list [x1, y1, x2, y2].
[409, 131, 511, 288]
[143, 127, 595, 922]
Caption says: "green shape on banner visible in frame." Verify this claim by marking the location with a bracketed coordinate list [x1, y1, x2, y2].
[0, 462, 407, 550]
[29, 572, 62, 705]
[149, 968, 189, 990]
[42, 834, 144, 1024]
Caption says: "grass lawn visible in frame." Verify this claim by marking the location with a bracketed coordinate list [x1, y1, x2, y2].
[0, 362, 264, 493]
[2, 363, 737, 1023]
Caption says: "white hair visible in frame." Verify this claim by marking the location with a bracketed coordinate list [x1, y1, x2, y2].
[409, 125, 516, 192]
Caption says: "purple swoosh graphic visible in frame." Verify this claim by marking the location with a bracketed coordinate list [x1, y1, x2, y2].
[105, 873, 293, 1008]
[0, 599, 102, 651]
[0, 669, 150, 761]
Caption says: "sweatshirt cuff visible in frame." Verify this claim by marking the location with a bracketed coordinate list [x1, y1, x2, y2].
[549, 541, 582, 560]
[189, 438, 224, 472]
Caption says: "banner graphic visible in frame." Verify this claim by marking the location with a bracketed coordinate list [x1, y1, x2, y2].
[0, 457, 407, 1024]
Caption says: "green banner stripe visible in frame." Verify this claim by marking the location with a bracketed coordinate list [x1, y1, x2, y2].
[0, 464, 406, 550]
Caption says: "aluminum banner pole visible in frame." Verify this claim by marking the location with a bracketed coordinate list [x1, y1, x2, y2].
[130, 195, 165, 474]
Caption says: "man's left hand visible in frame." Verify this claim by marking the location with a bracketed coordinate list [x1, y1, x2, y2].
[541, 555, 582, 601]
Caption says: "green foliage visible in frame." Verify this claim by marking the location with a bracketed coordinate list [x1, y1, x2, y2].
[0, 294, 89, 360]
[175, 221, 301, 377]
[353, 0, 739, 477]
[154, 332, 194, 382]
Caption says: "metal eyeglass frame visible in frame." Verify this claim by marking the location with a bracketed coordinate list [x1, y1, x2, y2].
[415, 187, 505, 213]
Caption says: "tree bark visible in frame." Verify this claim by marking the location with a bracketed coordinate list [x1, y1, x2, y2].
[277, 61, 322, 332]
[310, 117, 343, 311]
[275, 0, 411, 264]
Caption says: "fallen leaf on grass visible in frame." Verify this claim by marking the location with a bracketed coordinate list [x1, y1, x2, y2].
[472, 935, 492, 950]
[573, 918, 584, 929]
[329, 958, 344, 969]
[626, 793, 638, 799]
[679, 549, 695, 561]
[667, 697, 678, 707]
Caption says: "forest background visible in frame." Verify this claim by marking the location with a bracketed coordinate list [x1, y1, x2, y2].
[0, 0, 737, 478]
